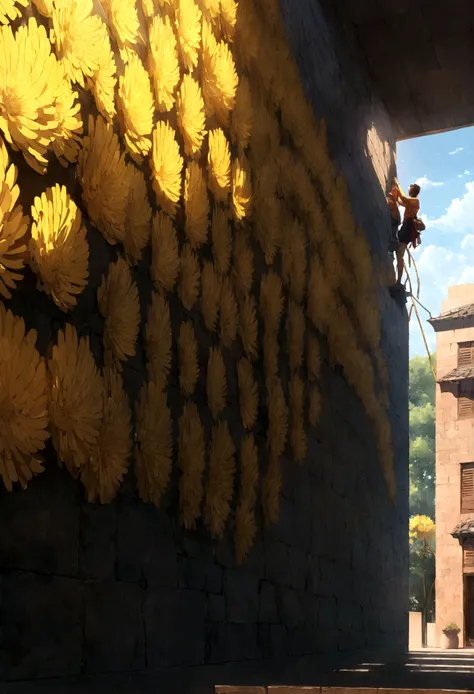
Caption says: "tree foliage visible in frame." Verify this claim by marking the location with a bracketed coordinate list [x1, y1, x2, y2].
[408, 355, 436, 620]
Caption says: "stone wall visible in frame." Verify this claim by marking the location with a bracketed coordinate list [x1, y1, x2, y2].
[0, 1, 408, 692]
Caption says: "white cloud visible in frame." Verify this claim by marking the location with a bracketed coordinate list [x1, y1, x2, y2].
[449, 147, 464, 155]
[431, 180, 474, 233]
[457, 170, 471, 178]
[407, 242, 474, 356]
[415, 175, 444, 189]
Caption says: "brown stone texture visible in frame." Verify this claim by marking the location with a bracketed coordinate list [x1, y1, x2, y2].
[328, 0, 474, 138]
[435, 284, 474, 647]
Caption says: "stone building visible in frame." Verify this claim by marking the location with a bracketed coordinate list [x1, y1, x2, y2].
[431, 284, 474, 648]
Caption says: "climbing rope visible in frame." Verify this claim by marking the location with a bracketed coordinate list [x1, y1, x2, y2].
[404, 251, 436, 381]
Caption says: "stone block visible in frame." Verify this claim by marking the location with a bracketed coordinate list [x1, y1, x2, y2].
[318, 596, 337, 630]
[79, 503, 117, 580]
[258, 581, 278, 623]
[1, 572, 82, 680]
[265, 542, 289, 585]
[84, 580, 145, 673]
[117, 497, 178, 587]
[144, 588, 206, 666]
[208, 594, 226, 622]
[226, 570, 259, 622]
[209, 623, 259, 663]
[277, 588, 303, 630]
[0, 466, 79, 576]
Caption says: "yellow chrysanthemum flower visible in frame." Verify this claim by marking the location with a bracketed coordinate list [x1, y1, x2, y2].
[232, 154, 252, 222]
[211, 205, 231, 275]
[0, 137, 29, 299]
[50, 0, 103, 86]
[86, 23, 117, 123]
[184, 162, 209, 248]
[208, 128, 231, 202]
[239, 295, 258, 361]
[118, 54, 154, 162]
[78, 114, 129, 245]
[141, 0, 157, 16]
[179, 243, 200, 310]
[0, 0, 28, 25]
[262, 453, 281, 527]
[136, 381, 173, 507]
[175, 0, 202, 71]
[219, 0, 237, 41]
[50, 80, 83, 168]
[204, 420, 235, 538]
[98, 257, 140, 369]
[123, 163, 152, 265]
[0, 18, 67, 173]
[0, 304, 49, 491]
[177, 74, 206, 157]
[202, 21, 238, 125]
[233, 232, 254, 298]
[231, 75, 252, 150]
[151, 211, 180, 292]
[235, 433, 258, 563]
[150, 121, 183, 218]
[48, 323, 104, 472]
[179, 401, 205, 529]
[146, 292, 172, 388]
[148, 13, 180, 112]
[30, 184, 89, 313]
[31, 0, 53, 16]
[80, 367, 131, 503]
[220, 276, 238, 347]
[237, 357, 258, 430]
[201, 260, 221, 332]
[267, 378, 287, 458]
[207, 346, 226, 419]
[101, 0, 141, 63]
[178, 321, 199, 396]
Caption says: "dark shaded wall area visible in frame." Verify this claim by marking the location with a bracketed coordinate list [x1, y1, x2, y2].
[0, 1, 408, 692]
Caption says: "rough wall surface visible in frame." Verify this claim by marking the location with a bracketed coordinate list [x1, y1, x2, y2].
[435, 284, 474, 648]
[0, 2, 408, 693]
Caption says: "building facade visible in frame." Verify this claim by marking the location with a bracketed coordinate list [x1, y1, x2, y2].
[432, 284, 474, 648]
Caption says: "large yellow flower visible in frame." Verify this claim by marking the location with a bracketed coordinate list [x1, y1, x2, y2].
[151, 211, 180, 292]
[184, 162, 209, 248]
[31, 0, 53, 16]
[118, 54, 154, 162]
[146, 292, 172, 388]
[101, 0, 141, 63]
[150, 121, 183, 217]
[50, 0, 103, 86]
[175, 0, 202, 71]
[177, 74, 206, 157]
[78, 114, 129, 245]
[0, 136, 29, 299]
[202, 21, 238, 125]
[123, 163, 152, 265]
[0, 304, 49, 491]
[50, 80, 83, 168]
[204, 420, 235, 538]
[98, 257, 140, 369]
[0, 0, 28, 25]
[0, 18, 67, 173]
[232, 154, 252, 222]
[208, 128, 231, 202]
[80, 367, 131, 503]
[231, 75, 252, 150]
[86, 22, 117, 123]
[30, 184, 89, 313]
[48, 323, 103, 472]
[136, 381, 173, 507]
[148, 13, 180, 112]
[179, 401, 205, 529]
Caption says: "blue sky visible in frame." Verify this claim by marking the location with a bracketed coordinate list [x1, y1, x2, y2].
[397, 126, 474, 358]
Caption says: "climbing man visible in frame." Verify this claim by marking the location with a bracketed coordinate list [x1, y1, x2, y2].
[393, 178, 421, 285]
[387, 185, 401, 254]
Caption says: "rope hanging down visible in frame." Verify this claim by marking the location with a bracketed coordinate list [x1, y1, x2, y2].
[404, 250, 436, 381]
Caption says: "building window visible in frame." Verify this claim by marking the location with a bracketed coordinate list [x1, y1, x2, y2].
[458, 381, 474, 420]
[458, 342, 474, 367]
[461, 463, 474, 513]
[464, 539, 474, 574]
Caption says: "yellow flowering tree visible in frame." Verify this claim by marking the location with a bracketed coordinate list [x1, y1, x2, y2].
[409, 514, 436, 643]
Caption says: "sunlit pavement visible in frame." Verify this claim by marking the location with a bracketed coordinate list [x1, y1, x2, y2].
[327, 650, 474, 689]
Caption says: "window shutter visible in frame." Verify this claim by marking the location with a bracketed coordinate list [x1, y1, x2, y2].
[458, 395, 474, 420]
[464, 540, 474, 572]
[458, 342, 474, 367]
[461, 464, 474, 513]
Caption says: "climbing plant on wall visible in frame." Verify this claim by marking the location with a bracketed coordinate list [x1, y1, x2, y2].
[0, 0, 393, 564]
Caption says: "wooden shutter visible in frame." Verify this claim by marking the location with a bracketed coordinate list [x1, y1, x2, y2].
[462, 464, 474, 513]
[458, 342, 474, 367]
[464, 540, 474, 573]
[458, 383, 474, 420]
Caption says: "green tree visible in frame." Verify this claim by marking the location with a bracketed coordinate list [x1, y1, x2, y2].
[409, 355, 436, 517]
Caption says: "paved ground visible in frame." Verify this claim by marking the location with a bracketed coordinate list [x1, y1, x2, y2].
[324, 650, 474, 690]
